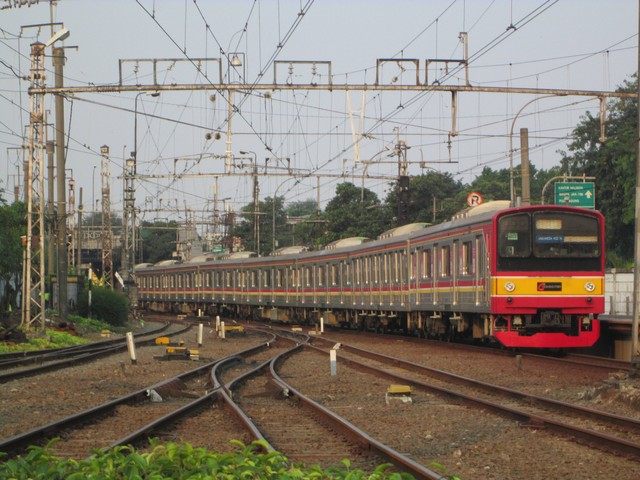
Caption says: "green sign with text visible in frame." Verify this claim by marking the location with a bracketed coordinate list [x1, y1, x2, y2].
[554, 182, 595, 209]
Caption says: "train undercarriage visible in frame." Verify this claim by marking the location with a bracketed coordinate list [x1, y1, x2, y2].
[140, 298, 599, 349]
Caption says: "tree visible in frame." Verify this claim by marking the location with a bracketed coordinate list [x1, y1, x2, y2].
[287, 199, 321, 249]
[385, 172, 465, 225]
[559, 75, 637, 265]
[0, 196, 26, 320]
[320, 183, 390, 244]
[140, 220, 178, 263]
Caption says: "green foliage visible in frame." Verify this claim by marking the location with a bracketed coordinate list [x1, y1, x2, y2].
[0, 329, 86, 354]
[68, 313, 112, 333]
[141, 220, 179, 264]
[0, 199, 26, 319]
[321, 183, 392, 244]
[0, 440, 432, 479]
[77, 286, 129, 327]
[559, 74, 637, 263]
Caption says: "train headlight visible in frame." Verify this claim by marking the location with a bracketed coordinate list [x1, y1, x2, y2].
[584, 282, 596, 292]
[504, 281, 516, 292]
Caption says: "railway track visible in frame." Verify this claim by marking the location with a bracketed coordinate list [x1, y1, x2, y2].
[0, 323, 190, 383]
[225, 329, 441, 479]
[323, 327, 633, 373]
[0, 332, 277, 459]
[310, 335, 640, 461]
[0, 327, 443, 479]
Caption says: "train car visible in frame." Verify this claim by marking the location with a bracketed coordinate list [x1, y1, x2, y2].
[136, 201, 604, 349]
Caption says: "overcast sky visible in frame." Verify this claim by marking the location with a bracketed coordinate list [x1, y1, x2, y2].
[1, 0, 637, 225]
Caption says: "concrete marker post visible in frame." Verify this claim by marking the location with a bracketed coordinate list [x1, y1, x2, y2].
[330, 349, 337, 376]
[126, 331, 137, 365]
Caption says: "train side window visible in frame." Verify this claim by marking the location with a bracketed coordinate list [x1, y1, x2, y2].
[441, 245, 451, 277]
[410, 251, 417, 280]
[356, 258, 362, 285]
[461, 241, 473, 275]
[318, 266, 324, 286]
[346, 262, 351, 286]
[394, 252, 399, 282]
[225, 271, 231, 288]
[364, 257, 369, 285]
[420, 249, 430, 279]
[331, 264, 337, 286]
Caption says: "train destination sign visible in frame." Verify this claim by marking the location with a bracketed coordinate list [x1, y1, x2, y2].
[554, 182, 595, 209]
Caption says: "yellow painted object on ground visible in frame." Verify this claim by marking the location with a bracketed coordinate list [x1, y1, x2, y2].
[385, 384, 413, 405]
[224, 325, 245, 333]
[155, 337, 170, 345]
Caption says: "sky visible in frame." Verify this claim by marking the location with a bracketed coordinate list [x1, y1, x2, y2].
[0, 0, 638, 231]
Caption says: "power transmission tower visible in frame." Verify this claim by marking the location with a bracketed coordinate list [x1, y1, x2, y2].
[100, 145, 113, 289]
[66, 176, 75, 268]
[22, 41, 47, 333]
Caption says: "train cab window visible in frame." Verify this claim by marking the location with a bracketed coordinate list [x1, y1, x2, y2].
[498, 213, 531, 257]
[532, 212, 600, 258]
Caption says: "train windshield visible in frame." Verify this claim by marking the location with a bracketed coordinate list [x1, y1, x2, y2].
[497, 211, 601, 271]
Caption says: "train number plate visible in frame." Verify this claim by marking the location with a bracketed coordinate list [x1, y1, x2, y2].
[537, 282, 562, 291]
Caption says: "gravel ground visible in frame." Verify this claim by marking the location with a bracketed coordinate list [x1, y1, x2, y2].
[2, 325, 640, 479]
[278, 331, 640, 479]
[0, 328, 267, 439]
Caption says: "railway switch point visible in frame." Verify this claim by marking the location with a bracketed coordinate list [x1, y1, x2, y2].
[385, 384, 413, 405]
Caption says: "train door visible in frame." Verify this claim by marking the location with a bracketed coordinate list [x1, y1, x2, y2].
[452, 240, 459, 306]
[411, 247, 419, 306]
[433, 244, 439, 306]
[476, 234, 488, 306]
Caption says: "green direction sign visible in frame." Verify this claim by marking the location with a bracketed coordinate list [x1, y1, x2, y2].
[554, 182, 595, 209]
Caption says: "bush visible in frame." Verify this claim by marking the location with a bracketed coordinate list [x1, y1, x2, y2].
[0, 440, 422, 479]
[77, 286, 129, 328]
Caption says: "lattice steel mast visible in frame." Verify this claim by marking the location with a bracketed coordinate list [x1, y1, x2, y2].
[22, 41, 47, 332]
[100, 145, 113, 289]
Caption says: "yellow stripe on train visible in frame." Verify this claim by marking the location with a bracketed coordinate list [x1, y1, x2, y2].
[493, 276, 603, 296]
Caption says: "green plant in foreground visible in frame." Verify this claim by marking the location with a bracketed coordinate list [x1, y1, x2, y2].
[0, 439, 448, 479]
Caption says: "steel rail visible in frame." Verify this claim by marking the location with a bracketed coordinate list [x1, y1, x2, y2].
[0, 337, 275, 457]
[0, 324, 192, 383]
[266, 346, 444, 480]
[309, 339, 640, 460]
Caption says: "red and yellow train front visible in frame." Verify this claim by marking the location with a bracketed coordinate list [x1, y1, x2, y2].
[490, 206, 604, 349]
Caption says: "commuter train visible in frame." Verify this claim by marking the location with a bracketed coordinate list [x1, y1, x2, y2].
[136, 201, 605, 349]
